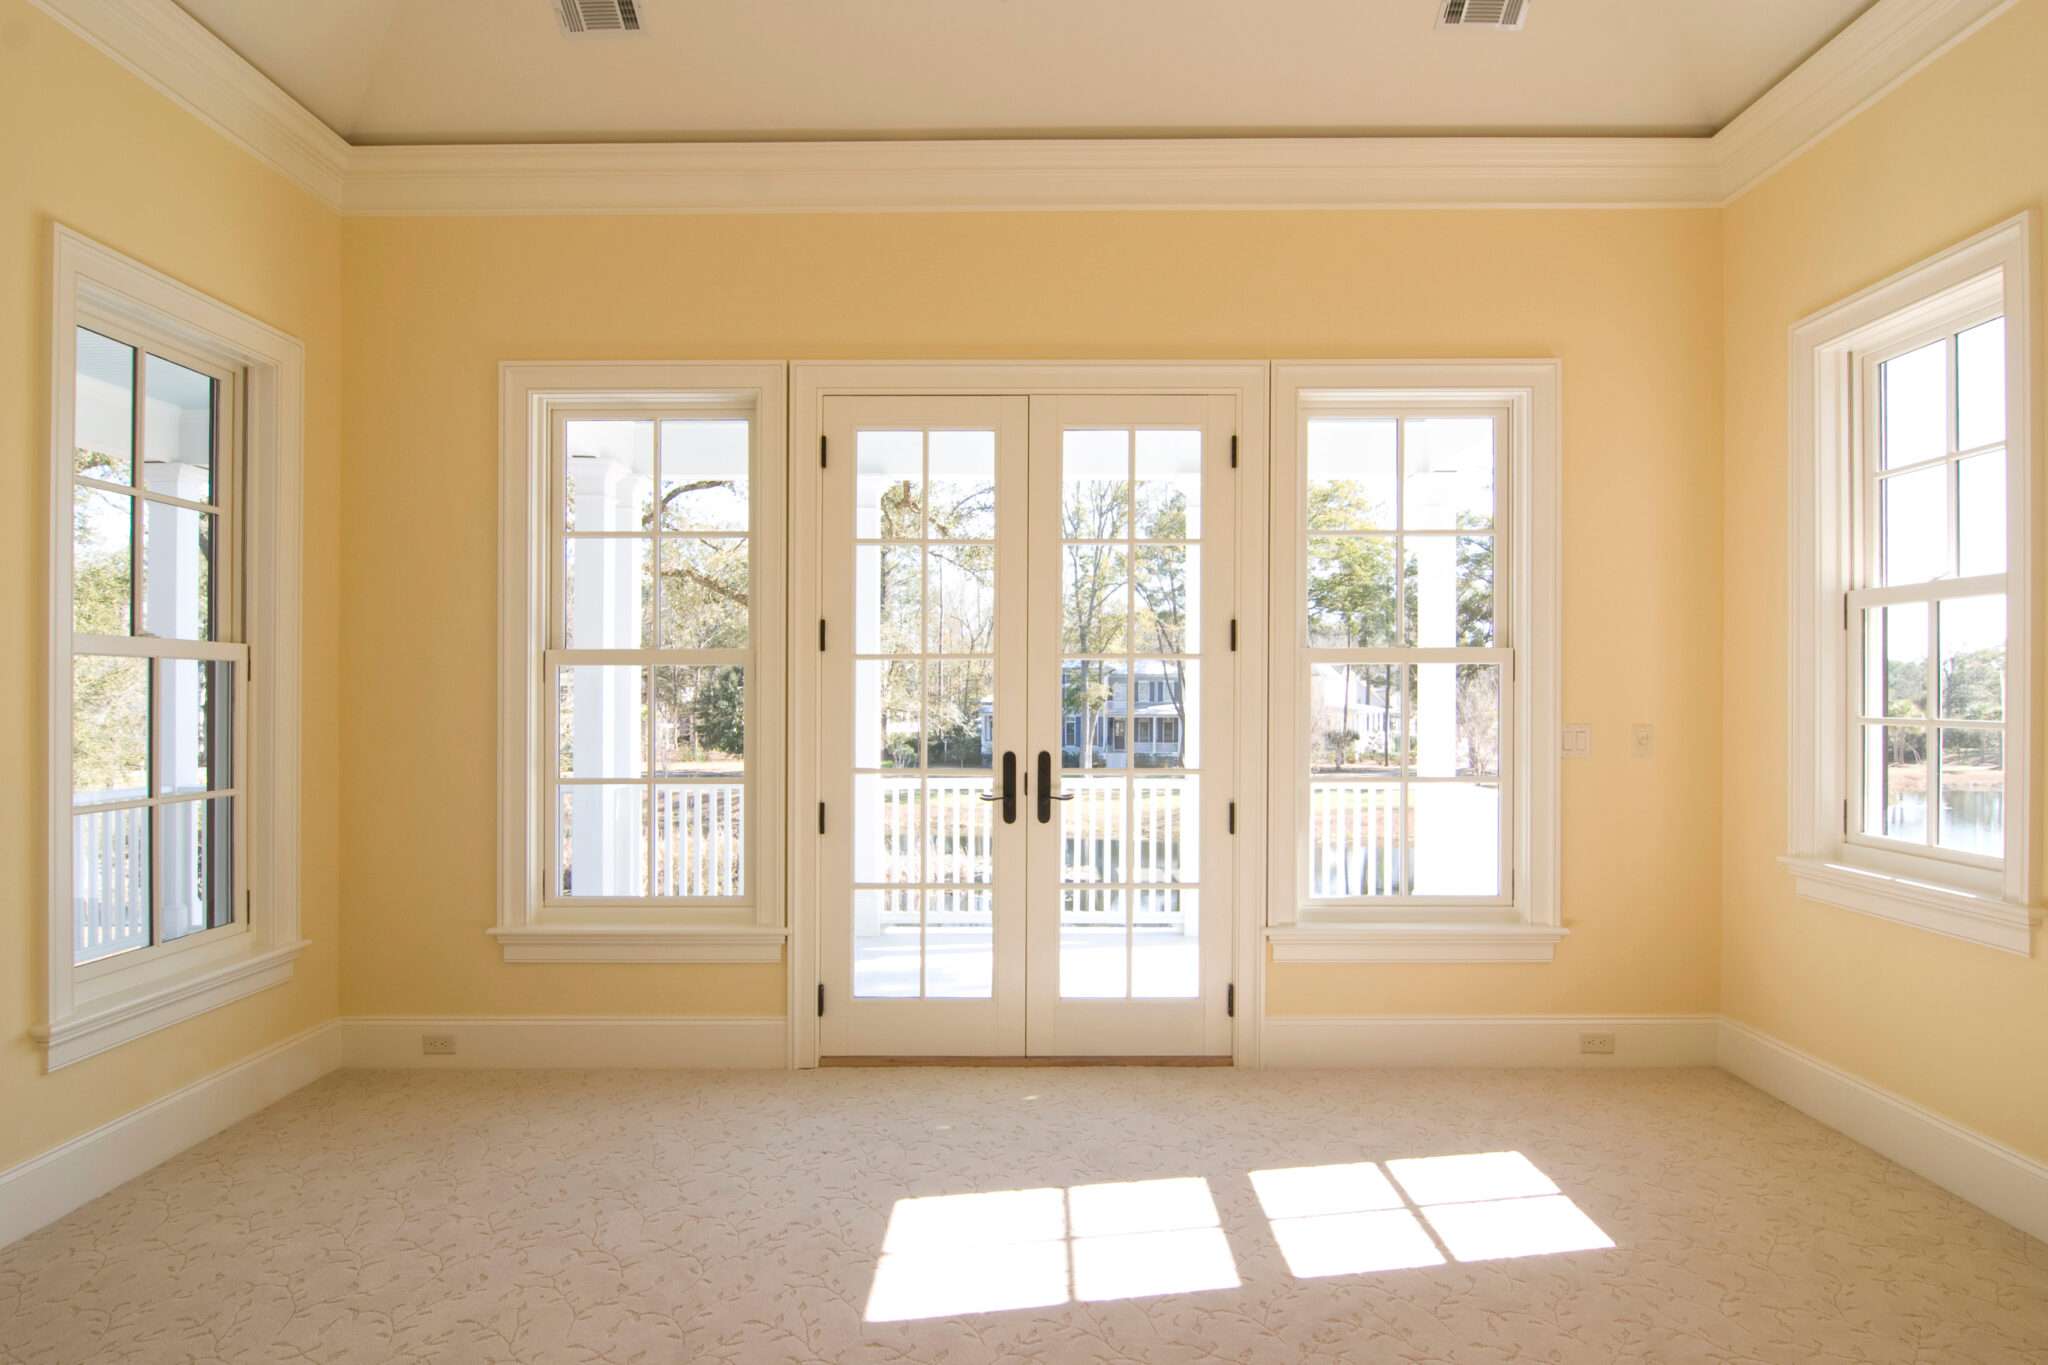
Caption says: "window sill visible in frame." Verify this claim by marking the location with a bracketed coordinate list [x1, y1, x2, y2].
[1267, 923, 1567, 964]
[35, 939, 307, 1071]
[488, 924, 789, 963]
[1779, 855, 2038, 956]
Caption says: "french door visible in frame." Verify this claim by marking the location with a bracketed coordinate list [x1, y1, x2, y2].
[818, 392, 1235, 1057]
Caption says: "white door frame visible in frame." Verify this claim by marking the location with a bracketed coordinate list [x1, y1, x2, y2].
[789, 363, 1271, 1068]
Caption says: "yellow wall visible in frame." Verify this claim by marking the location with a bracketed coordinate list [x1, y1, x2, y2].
[1721, 0, 2048, 1164]
[0, 0, 343, 1170]
[339, 208, 1725, 1020]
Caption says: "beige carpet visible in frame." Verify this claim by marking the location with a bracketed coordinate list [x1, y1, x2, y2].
[3, 1066, 2045, 1363]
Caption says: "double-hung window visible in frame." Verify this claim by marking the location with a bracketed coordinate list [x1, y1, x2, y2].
[497, 364, 788, 962]
[44, 227, 306, 1069]
[1266, 364, 1561, 963]
[1786, 216, 2037, 954]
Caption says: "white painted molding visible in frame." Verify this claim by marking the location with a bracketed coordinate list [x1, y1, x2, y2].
[32, 0, 2015, 214]
[487, 926, 788, 963]
[339, 1015, 790, 1069]
[1780, 857, 2038, 956]
[1267, 924, 1568, 964]
[1262, 1015, 1719, 1068]
[28, 0, 350, 206]
[1719, 1018, 2048, 1245]
[1712, 0, 2015, 200]
[34, 942, 309, 1070]
[0, 1020, 341, 1249]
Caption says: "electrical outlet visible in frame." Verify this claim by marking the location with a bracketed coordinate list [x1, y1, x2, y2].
[1579, 1031, 1616, 1056]
[1561, 724, 1591, 757]
[421, 1033, 457, 1056]
[1631, 724, 1654, 759]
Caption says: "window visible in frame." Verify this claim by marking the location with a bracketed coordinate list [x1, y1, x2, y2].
[1266, 364, 1561, 963]
[497, 364, 787, 962]
[1786, 216, 2037, 955]
[43, 227, 306, 1069]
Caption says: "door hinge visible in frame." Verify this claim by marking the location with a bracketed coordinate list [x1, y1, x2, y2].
[1843, 595, 1850, 631]
[1226, 982, 1235, 1018]
[819, 802, 827, 835]
[1842, 799, 1849, 835]
[818, 983, 826, 1017]
[820, 434, 828, 469]
[1227, 800, 1236, 835]
[819, 618, 827, 651]
[1229, 434, 1238, 469]
[1229, 618, 1237, 651]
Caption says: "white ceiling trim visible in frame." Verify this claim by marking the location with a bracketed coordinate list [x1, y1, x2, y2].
[31, 0, 2013, 216]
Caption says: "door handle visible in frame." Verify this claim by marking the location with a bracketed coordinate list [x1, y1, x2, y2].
[975, 750, 1018, 824]
[1036, 750, 1074, 823]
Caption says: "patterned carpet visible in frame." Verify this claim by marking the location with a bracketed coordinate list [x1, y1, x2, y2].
[3, 1066, 2046, 1363]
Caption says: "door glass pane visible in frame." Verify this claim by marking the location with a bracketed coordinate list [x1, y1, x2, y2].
[558, 785, 647, 896]
[73, 805, 149, 963]
[925, 778, 994, 885]
[1881, 464, 1950, 586]
[73, 655, 149, 804]
[160, 659, 231, 796]
[1956, 452, 2006, 577]
[926, 889, 993, 998]
[1062, 543, 1128, 654]
[1408, 783, 1500, 897]
[1937, 728, 2002, 855]
[1135, 429, 1202, 538]
[927, 430, 996, 538]
[1132, 889, 1198, 999]
[564, 536, 651, 648]
[1132, 777, 1196, 885]
[659, 419, 749, 531]
[853, 889, 920, 997]
[1412, 663, 1499, 778]
[856, 659, 921, 769]
[73, 486, 133, 636]
[161, 796, 231, 941]
[654, 783, 744, 897]
[1061, 888, 1126, 999]
[143, 354, 214, 505]
[853, 776, 922, 882]
[928, 543, 995, 652]
[1881, 339, 1945, 469]
[927, 660, 993, 769]
[856, 430, 923, 538]
[1308, 783, 1402, 898]
[1132, 545, 1198, 653]
[1063, 660, 1124, 770]
[1938, 596, 2003, 721]
[1865, 724, 1928, 842]
[1062, 430, 1129, 537]
[855, 544, 922, 654]
[1307, 418, 1396, 530]
[658, 537, 749, 648]
[1403, 417, 1494, 530]
[75, 328, 134, 483]
[1130, 660, 1196, 768]
[1955, 318, 2004, 451]
[558, 666, 645, 777]
[1310, 664, 1399, 775]
[1306, 536, 1396, 647]
[652, 665, 743, 776]
[564, 419, 654, 531]
[139, 501, 214, 640]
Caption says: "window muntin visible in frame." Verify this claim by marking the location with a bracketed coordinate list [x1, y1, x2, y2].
[1850, 312, 2008, 866]
[67, 321, 245, 968]
[1300, 409, 1510, 904]
[548, 411, 755, 903]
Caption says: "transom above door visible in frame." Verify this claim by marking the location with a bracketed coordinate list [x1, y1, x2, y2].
[814, 389, 1239, 1058]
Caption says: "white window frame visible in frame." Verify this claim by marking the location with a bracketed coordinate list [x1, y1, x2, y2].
[40, 226, 306, 1070]
[1265, 362, 1562, 964]
[496, 363, 788, 963]
[1785, 214, 2039, 955]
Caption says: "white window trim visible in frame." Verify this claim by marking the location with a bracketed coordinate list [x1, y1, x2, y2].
[1265, 362, 1562, 964]
[39, 226, 307, 1070]
[496, 362, 789, 963]
[1784, 213, 2038, 956]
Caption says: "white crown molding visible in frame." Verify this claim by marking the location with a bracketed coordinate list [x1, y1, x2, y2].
[28, 0, 2015, 214]
[30, 0, 350, 206]
[1710, 0, 2016, 201]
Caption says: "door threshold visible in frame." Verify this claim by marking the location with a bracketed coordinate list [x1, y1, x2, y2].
[820, 1055, 1232, 1068]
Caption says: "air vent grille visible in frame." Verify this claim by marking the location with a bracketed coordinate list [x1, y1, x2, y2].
[1440, 0, 1527, 28]
[558, 0, 641, 34]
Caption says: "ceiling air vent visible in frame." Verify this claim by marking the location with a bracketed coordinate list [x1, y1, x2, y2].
[1438, 0, 1528, 29]
[557, 0, 642, 34]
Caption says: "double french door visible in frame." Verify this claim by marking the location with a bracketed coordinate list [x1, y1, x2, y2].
[818, 392, 1236, 1057]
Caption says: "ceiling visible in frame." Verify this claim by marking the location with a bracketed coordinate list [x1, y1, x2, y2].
[170, 0, 1875, 147]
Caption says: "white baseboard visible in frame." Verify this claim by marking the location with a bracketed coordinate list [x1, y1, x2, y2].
[1261, 1014, 1720, 1068]
[338, 1015, 789, 1069]
[0, 1019, 343, 1248]
[1717, 1018, 2048, 1245]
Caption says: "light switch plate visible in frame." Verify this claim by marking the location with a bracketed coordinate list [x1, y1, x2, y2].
[1562, 724, 1591, 757]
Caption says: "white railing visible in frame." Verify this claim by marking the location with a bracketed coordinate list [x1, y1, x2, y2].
[653, 783, 745, 897]
[1308, 783, 1403, 897]
[73, 798, 150, 962]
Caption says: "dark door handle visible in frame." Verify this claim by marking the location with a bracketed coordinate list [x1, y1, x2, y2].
[1036, 750, 1074, 823]
[977, 751, 1017, 823]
